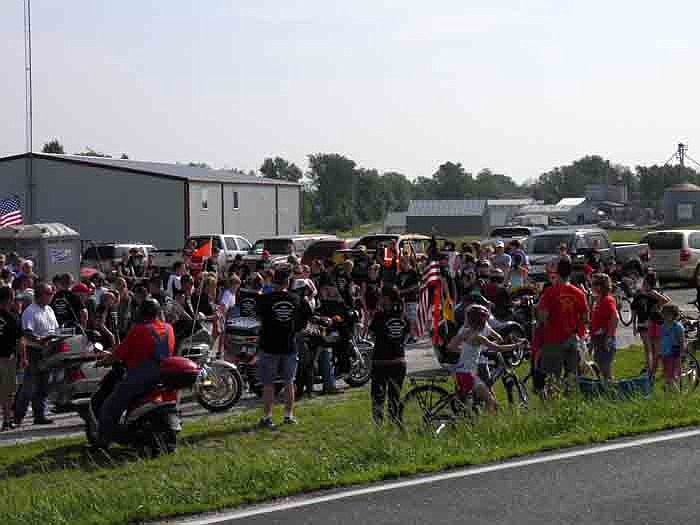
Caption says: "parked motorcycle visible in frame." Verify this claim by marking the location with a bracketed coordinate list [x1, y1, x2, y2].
[34, 331, 108, 414]
[224, 315, 266, 396]
[176, 323, 243, 412]
[78, 356, 199, 457]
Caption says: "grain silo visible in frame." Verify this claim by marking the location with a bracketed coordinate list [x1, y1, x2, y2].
[664, 183, 700, 226]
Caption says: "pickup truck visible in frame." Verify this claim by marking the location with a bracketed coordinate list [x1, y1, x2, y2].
[526, 228, 647, 281]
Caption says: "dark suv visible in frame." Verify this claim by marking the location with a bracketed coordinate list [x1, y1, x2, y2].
[526, 228, 614, 281]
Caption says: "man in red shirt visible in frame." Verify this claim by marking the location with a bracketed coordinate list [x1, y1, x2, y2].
[95, 298, 175, 446]
[537, 258, 588, 388]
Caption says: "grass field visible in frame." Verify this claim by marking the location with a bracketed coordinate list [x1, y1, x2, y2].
[3, 346, 700, 525]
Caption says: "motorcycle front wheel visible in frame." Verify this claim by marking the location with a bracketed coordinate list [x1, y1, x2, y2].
[345, 348, 372, 387]
[195, 364, 243, 412]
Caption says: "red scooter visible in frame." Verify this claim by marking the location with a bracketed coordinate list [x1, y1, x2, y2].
[76, 356, 199, 457]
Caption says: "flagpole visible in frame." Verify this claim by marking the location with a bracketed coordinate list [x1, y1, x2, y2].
[24, 0, 34, 223]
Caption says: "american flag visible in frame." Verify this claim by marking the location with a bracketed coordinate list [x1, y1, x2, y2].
[0, 196, 22, 227]
[416, 260, 441, 337]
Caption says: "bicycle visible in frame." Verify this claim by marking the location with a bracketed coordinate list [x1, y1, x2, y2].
[399, 348, 528, 434]
[612, 281, 633, 327]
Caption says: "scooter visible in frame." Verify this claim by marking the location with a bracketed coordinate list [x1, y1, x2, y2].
[77, 356, 199, 457]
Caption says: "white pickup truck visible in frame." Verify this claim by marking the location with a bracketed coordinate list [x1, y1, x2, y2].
[150, 234, 253, 272]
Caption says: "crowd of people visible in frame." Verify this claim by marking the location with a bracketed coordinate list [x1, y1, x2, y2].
[0, 235, 691, 434]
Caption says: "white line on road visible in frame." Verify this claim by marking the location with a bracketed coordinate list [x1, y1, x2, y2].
[170, 427, 700, 524]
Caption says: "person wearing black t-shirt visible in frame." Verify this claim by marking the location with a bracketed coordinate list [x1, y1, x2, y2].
[256, 269, 311, 429]
[369, 286, 409, 424]
[0, 287, 23, 430]
[334, 261, 355, 308]
[51, 273, 86, 330]
[396, 257, 420, 343]
[631, 273, 670, 377]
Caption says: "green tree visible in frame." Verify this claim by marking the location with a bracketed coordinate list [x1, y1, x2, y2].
[307, 153, 357, 230]
[120, 153, 129, 159]
[41, 139, 64, 154]
[636, 164, 698, 210]
[187, 162, 211, 168]
[259, 157, 303, 182]
[473, 168, 521, 197]
[75, 147, 111, 158]
[432, 161, 474, 199]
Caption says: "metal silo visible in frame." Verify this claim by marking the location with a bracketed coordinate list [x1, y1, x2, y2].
[664, 183, 700, 226]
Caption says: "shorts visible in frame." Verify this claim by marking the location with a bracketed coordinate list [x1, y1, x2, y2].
[257, 351, 298, 386]
[0, 356, 16, 402]
[647, 321, 662, 338]
[540, 336, 579, 377]
[405, 302, 418, 322]
[593, 336, 617, 368]
[455, 372, 484, 395]
[662, 354, 681, 382]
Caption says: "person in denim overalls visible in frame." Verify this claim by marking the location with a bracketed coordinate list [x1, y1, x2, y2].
[96, 299, 174, 447]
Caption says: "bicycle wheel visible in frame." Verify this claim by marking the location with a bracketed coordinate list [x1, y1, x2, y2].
[617, 296, 633, 327]
[679, 353, 700, 393]
[400, 384, 455, 434]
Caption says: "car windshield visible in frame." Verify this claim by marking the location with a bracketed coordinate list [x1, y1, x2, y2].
[83, 246, 127, 259]
[358, 236, 396, 251]
[646, 232, 684, 250]
[252, 239, 293, 255]
[490, 227, 531, 238]
[186, 236, 222, 250]
[527, 235, 571, 254]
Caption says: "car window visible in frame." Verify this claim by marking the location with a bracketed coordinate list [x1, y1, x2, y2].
[590, 234, 610, 249]
[575, 236, 589, 252]
[689, 233, 700, 250]
[224, 237, 238, 251]
[187, 236, 222, 250]
[646, 232, 684, 250]
[237, 237, 251, 251]
[527, 235, 572, 254]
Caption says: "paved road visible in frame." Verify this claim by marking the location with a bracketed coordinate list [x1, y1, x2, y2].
[175, 428, 700, 525]
[2, 286, 695, 446]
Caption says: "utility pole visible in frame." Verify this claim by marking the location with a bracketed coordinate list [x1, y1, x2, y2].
[24, 0, 34, 222]
[678, 142, 687, 179]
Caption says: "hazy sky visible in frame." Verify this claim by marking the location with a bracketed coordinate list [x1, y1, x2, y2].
[2, 1, 699, 181]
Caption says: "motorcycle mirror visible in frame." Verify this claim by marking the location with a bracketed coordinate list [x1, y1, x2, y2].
[94, 342, 104, 352]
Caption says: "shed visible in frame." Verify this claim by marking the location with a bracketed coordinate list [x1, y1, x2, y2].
[486, 198, 534, 229]
[406, 200, 487, 237]
[0, 153, 302, 250]
[664, 183, 700, 226]
[0, 223, 81, 280]
[383, 212, 407, 234]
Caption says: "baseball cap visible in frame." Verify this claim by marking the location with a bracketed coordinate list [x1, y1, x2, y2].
[495, 241, 505, 248]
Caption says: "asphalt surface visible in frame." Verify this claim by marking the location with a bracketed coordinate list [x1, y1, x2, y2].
[188, 429, 700, 525]
[2, 285, 695, 447]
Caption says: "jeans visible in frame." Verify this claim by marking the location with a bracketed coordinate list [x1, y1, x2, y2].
[371, 362, 406, 424]
[98, 360, 161, 445]
[318, 348, 336, 390]
[14, 358, 49, 422]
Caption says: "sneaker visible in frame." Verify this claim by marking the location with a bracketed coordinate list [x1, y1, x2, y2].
[1, 421, 14, 431]
[283, 416, 298, 425]
[257, 417, 276, 430]
[33, 417, 54, 425]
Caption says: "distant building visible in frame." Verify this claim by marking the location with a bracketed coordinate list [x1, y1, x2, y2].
[406, 200, 487, 237]
[486, 198, 535, 229]
[585, 184, 629, 203]
[383, 211, 407, 234]
[664, 183, 700, 226]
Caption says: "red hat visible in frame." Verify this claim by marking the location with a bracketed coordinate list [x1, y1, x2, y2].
[72, 283, 91, 294]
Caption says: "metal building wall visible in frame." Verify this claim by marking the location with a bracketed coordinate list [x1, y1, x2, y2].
[406, 216, 486, 237]
[1, 158, 186, 248]
[222, 183, 276, 243]
[188, 182, 223, 237]
[664, 191, 700, 226]
[276, 186, 300, 236]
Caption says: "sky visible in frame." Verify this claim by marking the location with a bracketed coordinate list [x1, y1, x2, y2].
[2, 1, 700, 182]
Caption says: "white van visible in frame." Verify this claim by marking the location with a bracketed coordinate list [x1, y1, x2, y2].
[643, 230, 700, 283]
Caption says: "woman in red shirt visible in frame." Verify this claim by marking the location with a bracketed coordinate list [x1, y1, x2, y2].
[590, 273, 618, 381]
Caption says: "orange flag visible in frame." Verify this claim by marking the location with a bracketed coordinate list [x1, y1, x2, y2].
[192, 240, 212, 258]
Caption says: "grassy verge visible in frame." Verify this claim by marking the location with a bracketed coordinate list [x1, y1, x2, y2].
[2, 347, 699, 525]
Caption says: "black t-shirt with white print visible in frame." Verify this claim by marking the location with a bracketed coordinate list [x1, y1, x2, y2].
[256, 290, 311, 354]
[51, 290, 83, 328]
[369, 310, 409, 361]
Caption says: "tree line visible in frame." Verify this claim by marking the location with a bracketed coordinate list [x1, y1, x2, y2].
[41, 138, 697, 232]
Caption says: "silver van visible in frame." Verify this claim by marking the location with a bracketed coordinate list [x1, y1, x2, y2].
[643, 230, 700, 283]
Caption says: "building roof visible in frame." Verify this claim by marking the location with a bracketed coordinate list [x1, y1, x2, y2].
[487, 198, 534, 207]
[0, 153, 300, 187]
[556, 197, 586, 207]
[666, 183, 700, 192]
[408, 199, 486, 217]
[384, 211, 407, 228]
[0, 223, 79, 239]
[519, 204, 567, 215]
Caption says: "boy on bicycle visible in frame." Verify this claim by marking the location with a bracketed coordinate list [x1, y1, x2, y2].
[447, 304, 522, 413]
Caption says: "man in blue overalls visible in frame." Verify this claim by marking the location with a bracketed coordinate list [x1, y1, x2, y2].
[94, 298, 175, 447]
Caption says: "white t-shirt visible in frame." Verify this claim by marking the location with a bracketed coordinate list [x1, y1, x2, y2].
[166, 274, 182, 297]
[218, 288, 236, 311]
[21, 303, 59, 337]
[453, 325, 495, 374]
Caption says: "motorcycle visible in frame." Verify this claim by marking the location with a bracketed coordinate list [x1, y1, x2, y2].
[78, 356, 199, 457]
[303, 313, 373, 389]
[224, 315, 266, 396]
[34, 330, 108, 414]
[176, 322, 243, 412]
